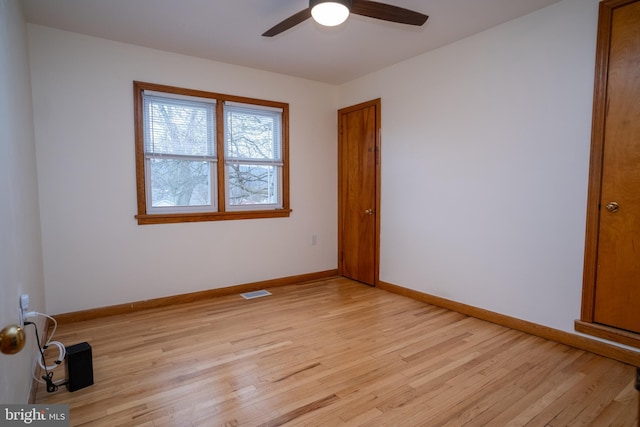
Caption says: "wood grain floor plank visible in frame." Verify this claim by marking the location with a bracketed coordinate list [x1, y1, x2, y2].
[35, 277, 638, 426]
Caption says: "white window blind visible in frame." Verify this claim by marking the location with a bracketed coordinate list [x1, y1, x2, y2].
[143, 93, 216, 158]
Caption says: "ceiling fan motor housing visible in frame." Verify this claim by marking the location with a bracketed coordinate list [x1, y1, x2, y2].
[310, 0, 353, 10]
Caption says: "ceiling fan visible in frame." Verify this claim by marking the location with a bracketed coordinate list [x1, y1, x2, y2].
[262, 0, 428, 37]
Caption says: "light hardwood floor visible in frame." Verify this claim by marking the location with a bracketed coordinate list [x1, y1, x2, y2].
[36, 277, 638, 426]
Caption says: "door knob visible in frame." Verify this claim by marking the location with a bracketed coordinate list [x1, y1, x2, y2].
[605, 202, 619, 213]
[365, 209, 374, 215]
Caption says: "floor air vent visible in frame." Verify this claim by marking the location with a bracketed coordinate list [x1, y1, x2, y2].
[240, 290, 272, 300]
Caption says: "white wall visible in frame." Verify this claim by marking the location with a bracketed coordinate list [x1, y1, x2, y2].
[340, 0, 605, 337]
[28, 25, 339, 315]
[0, 0, 46, 403]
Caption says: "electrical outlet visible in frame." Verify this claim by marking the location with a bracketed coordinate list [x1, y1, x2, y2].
[19, 294, 29, 327]
[20, 294, 29, 311]
[311, 235, 318, 246]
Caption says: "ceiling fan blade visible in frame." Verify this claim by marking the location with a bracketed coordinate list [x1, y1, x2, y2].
[351, 0, 428, 26]
[262, 8, 312, 37]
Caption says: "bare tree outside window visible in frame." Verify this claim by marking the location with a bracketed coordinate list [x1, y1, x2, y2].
[225, 107, 281, 207]
[144, 98, 215, 209]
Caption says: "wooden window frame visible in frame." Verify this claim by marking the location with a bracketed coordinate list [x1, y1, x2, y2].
[134, 81, 291, 225]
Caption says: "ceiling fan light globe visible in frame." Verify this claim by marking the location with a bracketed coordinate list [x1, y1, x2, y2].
[311, 1, 350, 27]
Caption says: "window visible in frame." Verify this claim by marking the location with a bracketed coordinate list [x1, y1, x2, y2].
[143, 92, 217, 214]
[224, 102, 283, 210]
[134, 82, 290, 224]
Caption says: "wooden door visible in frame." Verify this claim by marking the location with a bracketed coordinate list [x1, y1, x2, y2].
[579, 0, 640, 343]
[338, 99, 380, 285]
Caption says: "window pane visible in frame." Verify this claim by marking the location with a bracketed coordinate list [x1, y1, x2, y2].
[145, 97, 215, 156]
[150, 159, 212, 207]
[227, 164, 279, 206]
[225, 107, 281, 161]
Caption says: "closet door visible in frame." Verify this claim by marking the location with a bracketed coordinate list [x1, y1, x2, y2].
[578, 0, 640, 345]
[338, 99, 381, 286]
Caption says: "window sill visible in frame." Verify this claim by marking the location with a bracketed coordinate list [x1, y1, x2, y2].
[136, 209, 292, 225]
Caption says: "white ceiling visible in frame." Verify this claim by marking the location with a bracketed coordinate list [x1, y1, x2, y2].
[22, 0, 563, 85]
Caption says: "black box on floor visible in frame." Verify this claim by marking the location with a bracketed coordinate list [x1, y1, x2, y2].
[65, 342, 93, 392]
